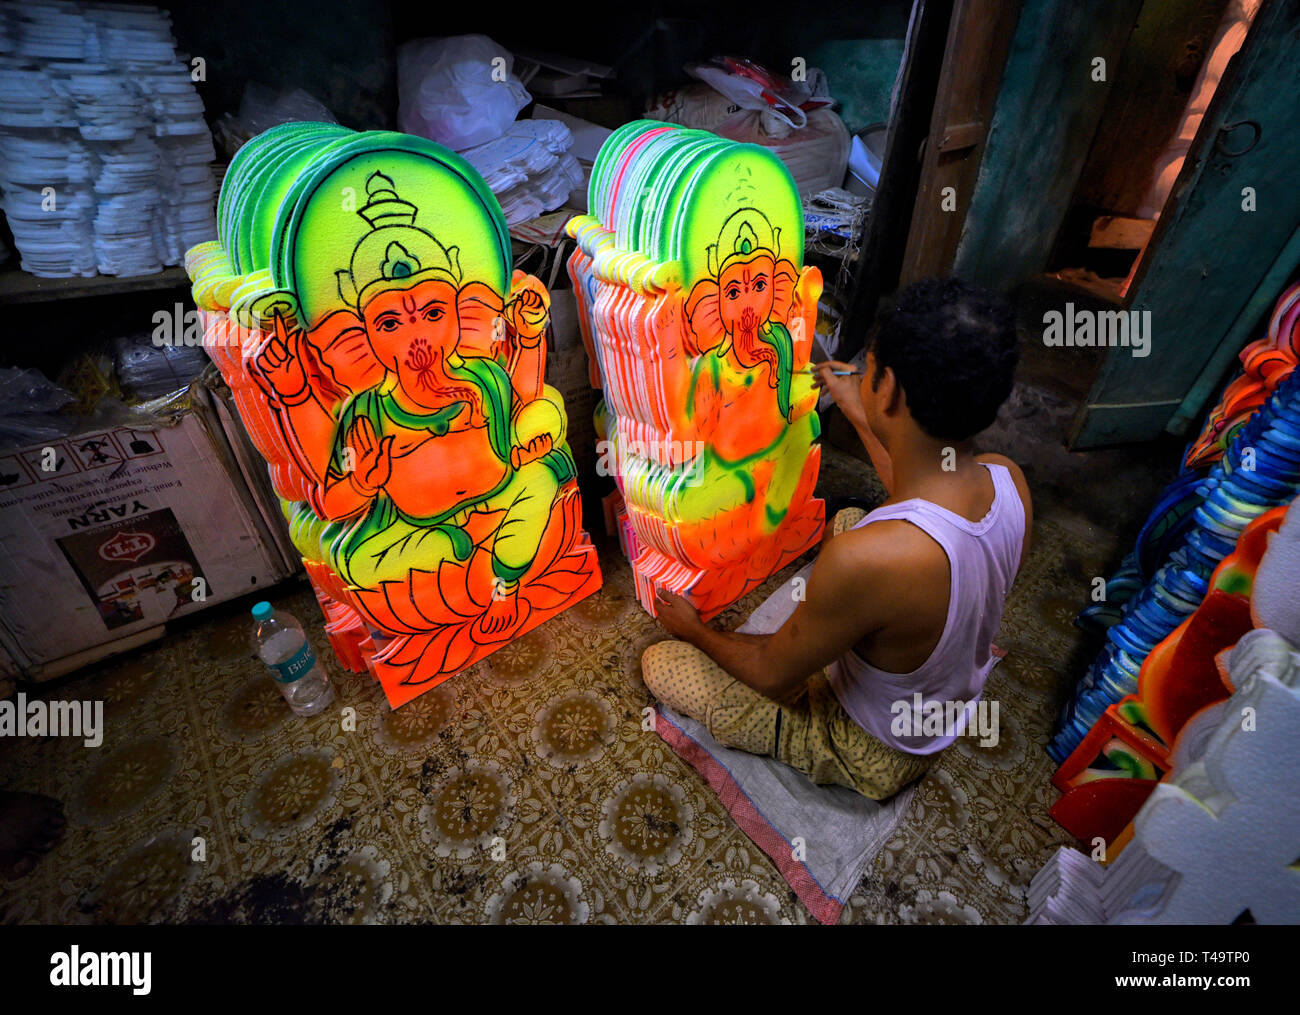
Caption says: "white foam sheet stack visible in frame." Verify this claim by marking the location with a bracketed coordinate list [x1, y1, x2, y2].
[460, 119, 583, 226]
[1026, 624, 1300, 925]
[0, 0, 216, 278]
[1022, 846, 1108, 925]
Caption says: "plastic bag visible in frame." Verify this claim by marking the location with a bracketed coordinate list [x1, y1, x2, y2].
[398, 35, 531, 151]
[114, 333, 209, 400]
[213, 83, 338, 158]
[0, 368, 75, 416]
[649, 84, 849, 196]
[0, 367, 76, 450]
[684, 57, 835, 133]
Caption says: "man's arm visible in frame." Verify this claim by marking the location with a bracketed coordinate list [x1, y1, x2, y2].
[654, 532, 888, 704]
[815, 361, 892, 493]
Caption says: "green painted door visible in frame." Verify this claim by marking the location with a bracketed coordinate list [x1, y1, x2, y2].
[1070, 0, 1300, 448]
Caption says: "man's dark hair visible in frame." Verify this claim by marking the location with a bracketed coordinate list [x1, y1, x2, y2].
[868, 277, 1019, 442]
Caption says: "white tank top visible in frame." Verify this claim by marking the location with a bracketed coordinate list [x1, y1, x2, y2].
[826, 463, 1025, 755]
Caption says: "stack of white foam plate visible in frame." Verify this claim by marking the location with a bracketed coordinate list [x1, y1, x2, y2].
[92, 132, 163, 275]
[0, 167, 98, 277]
[136, 62, 208, 132]
[61, 62, 149, 141]
[83, 3, 178, 63]
[155, 139, 215, 263]
[141, 55, 216, 264]
[0, 61, 96, 276]
[0, 60, 76, 128]
[459, 119, 581, 226]
[0, 0, 216, 277]
[6, 0, 91, 60]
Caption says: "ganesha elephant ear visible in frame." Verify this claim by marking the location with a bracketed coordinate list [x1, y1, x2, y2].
[684, 278, 725, 355]
[456, 280, 506, 357]
[770, 260, 797, 324]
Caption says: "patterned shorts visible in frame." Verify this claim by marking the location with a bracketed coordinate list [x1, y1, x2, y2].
[642, 639, 934, 801]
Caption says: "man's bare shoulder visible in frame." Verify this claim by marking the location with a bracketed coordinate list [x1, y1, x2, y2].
[976, 453, 1032, 509]
[821, 515, 948, 587]
[974, 451, 1027, 484]
[799, 517, 945, 644]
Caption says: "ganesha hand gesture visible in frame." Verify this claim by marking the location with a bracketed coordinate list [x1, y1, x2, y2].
[506, 283, 549, 347]
[253, 315, 310, 405]
[510, 396, 562, 470]
[511, 433, 553, 470]
[344, 417, 394, 496]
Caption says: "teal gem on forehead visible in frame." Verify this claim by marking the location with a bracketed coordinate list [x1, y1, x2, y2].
[382, 241, 419, 280]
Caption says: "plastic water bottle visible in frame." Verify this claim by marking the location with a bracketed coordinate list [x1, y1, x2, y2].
[250, 601, 334, 716]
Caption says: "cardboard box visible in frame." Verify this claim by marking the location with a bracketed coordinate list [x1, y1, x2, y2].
[203, 379, 302, 572]
[0, 384, 297, 681]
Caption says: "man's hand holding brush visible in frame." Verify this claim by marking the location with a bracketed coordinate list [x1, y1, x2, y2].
[812, 360, 894, 493]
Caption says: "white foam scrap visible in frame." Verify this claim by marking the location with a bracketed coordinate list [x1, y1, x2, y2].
[460, 119, 580, 225]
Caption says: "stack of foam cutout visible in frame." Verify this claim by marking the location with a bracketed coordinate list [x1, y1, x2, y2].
[0, 0, 215, 277]
[1050, 362, 1300, 761]
[184, 121, 601, 708]
[565, 120, 825, 620]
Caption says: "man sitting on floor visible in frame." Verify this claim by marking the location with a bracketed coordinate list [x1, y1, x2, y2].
[645, 277, 1032, 799]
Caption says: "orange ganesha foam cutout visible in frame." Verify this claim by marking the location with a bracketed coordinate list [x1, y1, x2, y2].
[566, 131, 825, 621]
[188, 130, 601, 707]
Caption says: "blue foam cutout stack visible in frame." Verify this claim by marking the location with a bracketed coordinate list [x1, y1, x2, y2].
[1050, 366, 1300, 762]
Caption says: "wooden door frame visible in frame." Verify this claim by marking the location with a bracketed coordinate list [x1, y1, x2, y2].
[951, 0, 1143, 292]
[1070, 0, 1300, 448]
[898, 0, 1022, 284]
[839, 0, 955, 356]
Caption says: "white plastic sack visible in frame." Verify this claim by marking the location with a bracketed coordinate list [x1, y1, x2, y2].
[721, 107, 849, 196]
[681, 58, 836, 133]
[398, 35, 531, 151]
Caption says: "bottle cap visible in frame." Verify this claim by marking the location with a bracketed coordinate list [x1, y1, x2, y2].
[251, 601, 273, 621]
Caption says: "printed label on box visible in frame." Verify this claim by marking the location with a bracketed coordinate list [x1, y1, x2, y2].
[70, 434, 124, 471]
[56, 507, 208, 631]
[20, 443, 79, 480]
[0, 414, 285, 676]
[115, 429, 164, 459]
[0, 455, 34, 490]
